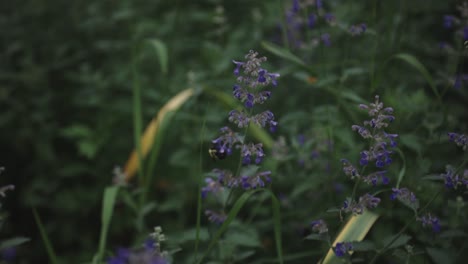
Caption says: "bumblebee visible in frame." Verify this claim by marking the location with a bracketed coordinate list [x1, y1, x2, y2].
[209, 144, 227, 161]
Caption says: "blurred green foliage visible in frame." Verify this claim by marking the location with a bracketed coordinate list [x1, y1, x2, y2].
[1, 0, 467, 263]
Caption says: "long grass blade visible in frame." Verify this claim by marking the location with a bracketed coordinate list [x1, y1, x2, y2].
[92, 186, 119, 264]
[321, 210, 379, 264]
[32, 208, 59, 264]
[123, 88, 195, 181]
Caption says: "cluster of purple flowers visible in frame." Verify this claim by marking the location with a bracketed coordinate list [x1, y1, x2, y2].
[339, 96, 397, 216]
[447, 132, 468, 150]
[440, 2, 468, 89]
[202, 50, 279, 224]
[293, 132, 333, 172]
[334, 242, 353, 257]
[341, 96, 396, 186]
[280, 0, 367, 49]
[107, 239, 168, 264]
[418, 213, 441, 233]
[441, 166, 468, 190]
[390, 187, 419, 211]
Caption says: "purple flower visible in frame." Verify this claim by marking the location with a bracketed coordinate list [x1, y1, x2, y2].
[334, 242, 353, 257]
[341, 194, 380, 215]
[240, 143, 265, 165]
[205, 210, 227, 224]
[448, 132, 467, 150]
[349, 23, 367, 36]
[308, 13, 316, 29]
[441, 166, 468, 190]
[321, 33, 331, 46]
[292, 0, 300, 13]
[390, 187, 419, 210]
[444, 15, 454, 28]
[419, 213, 441, 233]
[316, 0, 323, 9]
[341, 159, 360, 179]
[232, 60, 244, 75]
[1, 247, 16, 262]
[310, 219, 328, 234]
[324, 13, 336, 25]
[201, 176, 224, 198]
[362, 171, 389, 186]
[107, 248, 130, 264]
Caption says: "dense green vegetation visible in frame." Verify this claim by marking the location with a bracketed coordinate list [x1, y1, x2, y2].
[1, 1, 467, 263]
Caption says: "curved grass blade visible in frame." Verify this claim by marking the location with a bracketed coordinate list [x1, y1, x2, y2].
[32, 208, 59, 264]
[123, 88, 195, 181]
[261, 41, 313, 73]
[92, 186, 119, 264]
[147, 39, 169, 74]
[267, 189, 284, 264]
[0, 237, 30, 250]
[322, 210, 379, 264]
[393, 53, 440, 100]
[395, 148, 406, 188]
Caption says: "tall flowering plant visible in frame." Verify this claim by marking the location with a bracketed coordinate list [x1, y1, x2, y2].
[202, 50, 280, 224]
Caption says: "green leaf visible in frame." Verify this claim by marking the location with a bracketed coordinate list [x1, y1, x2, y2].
[147, 39, 169, 74]
[92, 186, 119, 264]
[381, 234, 412, 250]
[439, 229, 468, 239]
[261, 41, 311, 71]
[322, 210, 379, 264]
[393, 53, 439, 100]
[395, 148, 406, 188]
[427, 247, 455, 264]
[0, 237, 30, 250]
[197, 189, 283, 264]
[399, 134, 423, 156]
[304, 233, 329, 242]
[350, 240, 376, 252]
[225, 230, 261, 247]
[33, 208, 59, 264]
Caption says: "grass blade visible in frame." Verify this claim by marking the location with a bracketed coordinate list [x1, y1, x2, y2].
[322, 210, 379, 264]
[393, 53, 440, 100]
[32, 208, 59, 264]
[92, 186, 119, 264]
[261, 41, 309, 70]
[147, 39, 169, 74]
[123, 88, 195, 181]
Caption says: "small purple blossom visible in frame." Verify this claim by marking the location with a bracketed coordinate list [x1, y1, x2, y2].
[308, 13, 317, 29]
[232, 60, 244, 76]
[205, 210, 227, 224]
[349, 23, 367, 36]
[444, 15, 455, 28]
[419, 213, 441, 233]
[448, 132, 467, 150]
[321, 33, 331, 46]
[390, 187, 419, 210]
[464, 26, 468, 40]
[441, 166, 468, 190]
[362, 171, 389, 186]
[107, 248, 130, 264]
[201, 176, 224, 199]
[1, 247, 16, 262]
[341, 194, 380, 215]
[316, 0, 323, 9]
[310, 219, 328, 234]
[334, 242, 353, 257]
[341, 159, 360, 179]
[324, 13, 336, 25]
